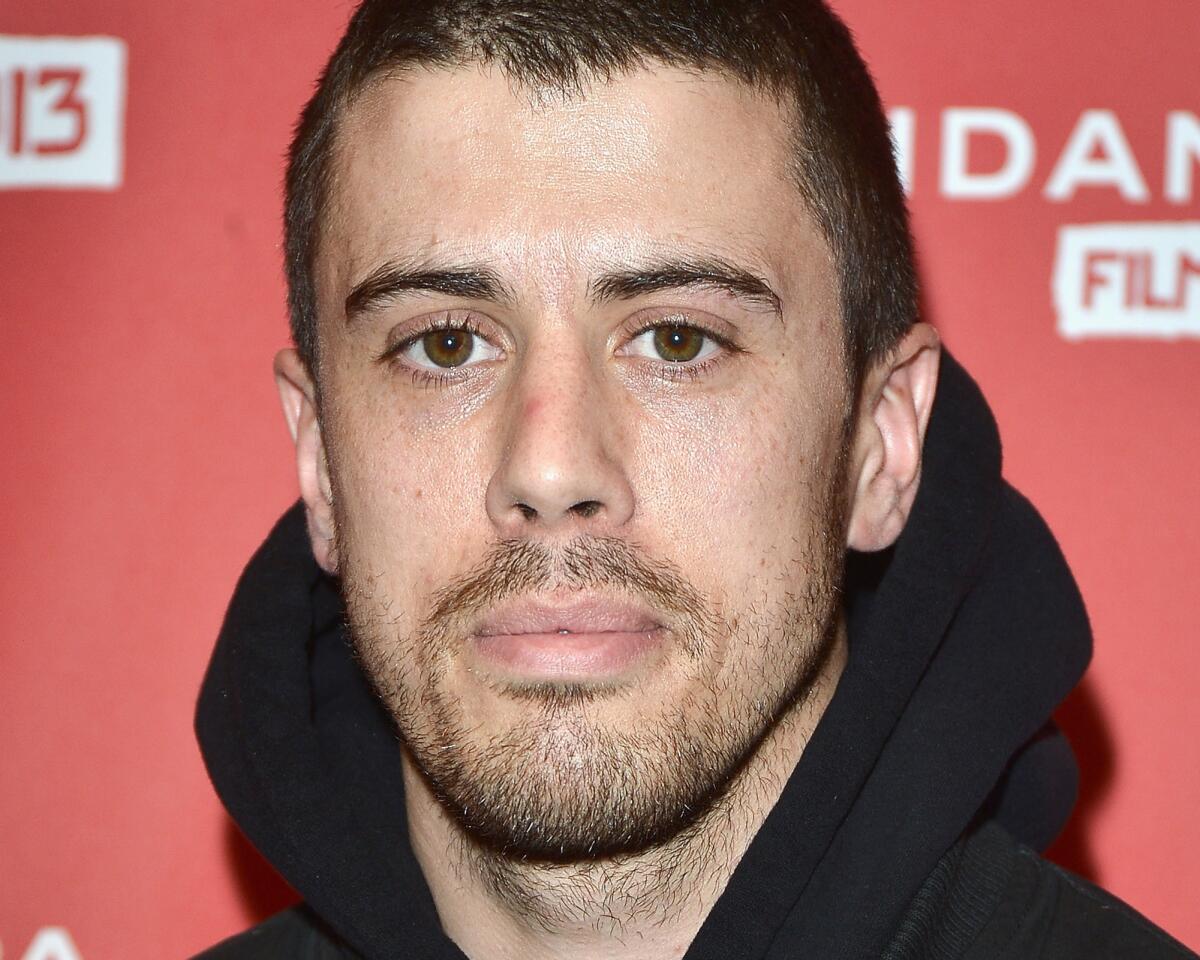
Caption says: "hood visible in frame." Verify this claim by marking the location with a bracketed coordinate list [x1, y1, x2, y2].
[196, 352, 1092, 959]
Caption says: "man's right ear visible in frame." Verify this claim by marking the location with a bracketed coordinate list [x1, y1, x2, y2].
[274, 348, 338, 574]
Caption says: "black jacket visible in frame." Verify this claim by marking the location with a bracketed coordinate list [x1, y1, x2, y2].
[194, 354, 1196, 959]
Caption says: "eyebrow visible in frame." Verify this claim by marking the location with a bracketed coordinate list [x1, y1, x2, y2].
[590, 256, 783, 319]
[345, 260, 513, 320]
[344, 253, 783, 322]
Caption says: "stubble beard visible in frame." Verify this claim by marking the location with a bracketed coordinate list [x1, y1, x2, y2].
[341, 487, 847, 875]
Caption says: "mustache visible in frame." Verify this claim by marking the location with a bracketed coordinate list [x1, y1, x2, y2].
[421, 535, 716, 646]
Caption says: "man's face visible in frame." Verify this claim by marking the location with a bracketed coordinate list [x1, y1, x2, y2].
[309, 64, 853, 859]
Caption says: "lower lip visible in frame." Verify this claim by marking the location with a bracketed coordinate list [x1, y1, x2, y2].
[471, 628, 666, 680]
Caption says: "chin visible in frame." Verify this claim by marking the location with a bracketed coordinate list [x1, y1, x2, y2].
[395, 675, 764, 862]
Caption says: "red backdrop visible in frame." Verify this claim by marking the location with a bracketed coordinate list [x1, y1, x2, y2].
[1, 1, 1197, 957]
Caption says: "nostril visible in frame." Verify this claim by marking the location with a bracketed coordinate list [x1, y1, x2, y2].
[516, 502, 538, 521]
[571, 500, 603, 519]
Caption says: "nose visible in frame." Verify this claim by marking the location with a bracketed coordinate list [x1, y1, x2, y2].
[485, 350, 635, 538]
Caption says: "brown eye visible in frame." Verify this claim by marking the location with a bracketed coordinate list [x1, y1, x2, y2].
[393, 322, 502, 374]
[422, 329, 474, 367]
[652, 324, 705, 362]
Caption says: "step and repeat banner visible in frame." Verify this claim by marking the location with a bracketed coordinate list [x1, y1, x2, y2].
[1, 1, 1196, 957]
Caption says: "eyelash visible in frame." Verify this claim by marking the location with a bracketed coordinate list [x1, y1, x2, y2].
[375, 315, 740, 388]
[625, 318, 741, 383]
[374, 314, 492, 389]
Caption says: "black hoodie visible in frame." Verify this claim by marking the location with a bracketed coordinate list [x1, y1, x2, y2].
[195, 354, 1196, 959]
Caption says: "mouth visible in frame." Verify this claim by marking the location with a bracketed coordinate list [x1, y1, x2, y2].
[469, 593, 667, 681]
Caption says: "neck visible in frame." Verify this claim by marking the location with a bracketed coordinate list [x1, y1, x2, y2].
[404, 619, 848, 960]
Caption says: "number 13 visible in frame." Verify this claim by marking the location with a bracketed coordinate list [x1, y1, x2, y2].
[5, 67, 88, 156]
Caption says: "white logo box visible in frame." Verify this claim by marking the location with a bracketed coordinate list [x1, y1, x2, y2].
[0, 35, 127, 190]
[1054, 222, 1200, 340]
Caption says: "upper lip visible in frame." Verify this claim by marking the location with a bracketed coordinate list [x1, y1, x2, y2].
[472, 593, 664, 637]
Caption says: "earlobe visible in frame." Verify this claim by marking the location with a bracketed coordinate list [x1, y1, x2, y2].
[845, 323, 941, 552]
[274, 348, 339, 574]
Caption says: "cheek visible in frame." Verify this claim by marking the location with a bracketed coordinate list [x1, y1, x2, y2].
[324, 385, 496, 595]
[627, 376, 842, 597]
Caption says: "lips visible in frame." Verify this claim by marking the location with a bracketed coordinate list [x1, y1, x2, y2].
[469, 594, 667, 680]
[473, 594, 663, 638]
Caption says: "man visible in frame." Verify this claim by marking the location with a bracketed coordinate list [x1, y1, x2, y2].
[195, 2, 1195, 958]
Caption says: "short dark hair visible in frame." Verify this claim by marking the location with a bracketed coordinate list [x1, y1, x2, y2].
[284, 0, 917, 387]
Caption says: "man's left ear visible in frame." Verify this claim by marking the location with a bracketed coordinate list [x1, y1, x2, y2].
[845, 322, 941, 552]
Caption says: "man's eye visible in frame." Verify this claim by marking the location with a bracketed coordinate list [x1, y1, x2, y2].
[404, 328, 501, 369]
[627, 323, 720, 364]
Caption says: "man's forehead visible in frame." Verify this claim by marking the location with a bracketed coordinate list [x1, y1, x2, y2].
[340, 59, 795, 154]
[317, 62, 824, 308]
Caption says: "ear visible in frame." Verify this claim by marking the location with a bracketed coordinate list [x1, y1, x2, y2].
[274, 348, 338, 574]
[845, 323, 941, 552]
